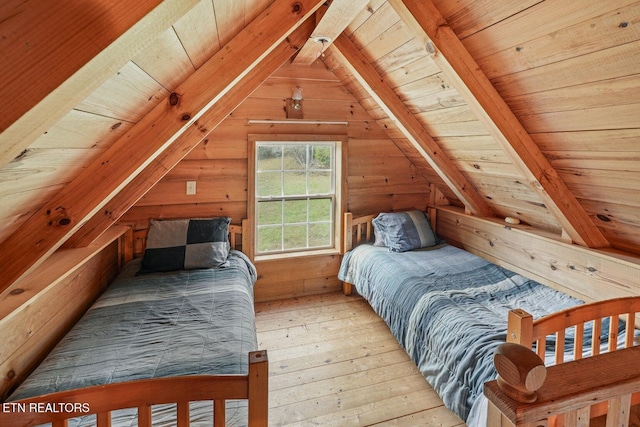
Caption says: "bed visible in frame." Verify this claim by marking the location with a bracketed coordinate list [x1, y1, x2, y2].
[1, 217, 268, 427]
[338, 211, 638, 426]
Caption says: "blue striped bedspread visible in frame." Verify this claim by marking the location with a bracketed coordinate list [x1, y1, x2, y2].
[338, 243, 585, 424]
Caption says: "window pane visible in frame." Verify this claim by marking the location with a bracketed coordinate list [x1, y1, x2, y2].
[308, 171, 331, 194]
[257, 171, 282, 197]
[311, 145, 332, 169]
[283, 224, 307, 250]
[284, 200, 307, 223]
[309, 223, 331, 247]
[309, 198, 331, 221]
[283, 145, 307, 171]
[257, 145, 282, 171]
[283, 171, 306, 196]
[257, 201, 282, 225]
[257, 226, 282, 252]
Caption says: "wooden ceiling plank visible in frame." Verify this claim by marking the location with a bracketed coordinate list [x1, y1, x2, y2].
[0, 0, 201, 170]
[390, 0, 610, 249]
[292, 0, 370, 65]
[0, 0, 325, 293]
[65, 20, 314, 249]
[329, 35, 494, 218]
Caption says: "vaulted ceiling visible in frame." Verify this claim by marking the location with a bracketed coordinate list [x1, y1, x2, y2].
[1, 0, 639, 292]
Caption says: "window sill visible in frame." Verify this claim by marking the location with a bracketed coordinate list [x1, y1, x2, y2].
[255, 248, 340, 262]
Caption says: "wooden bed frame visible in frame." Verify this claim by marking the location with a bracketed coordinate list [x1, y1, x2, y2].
[342, 212, 640, 426]
[486, 297, 640, 426]
[0, 219, 268, 427]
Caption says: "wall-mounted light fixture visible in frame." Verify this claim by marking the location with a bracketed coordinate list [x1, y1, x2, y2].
[286, 86, 303, 119]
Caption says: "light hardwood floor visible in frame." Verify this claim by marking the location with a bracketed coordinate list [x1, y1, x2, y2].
[255, 292, 466, 426]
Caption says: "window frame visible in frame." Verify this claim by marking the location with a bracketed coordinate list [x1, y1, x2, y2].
[248, 134, 347, 260]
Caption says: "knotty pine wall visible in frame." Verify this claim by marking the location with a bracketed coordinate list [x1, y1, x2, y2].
[0, 228, 126, 401]
[119, 61, 433, 301]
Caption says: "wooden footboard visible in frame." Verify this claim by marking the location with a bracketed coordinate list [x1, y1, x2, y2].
[486, 296, 640, 426]
[0, 350, 268, 427]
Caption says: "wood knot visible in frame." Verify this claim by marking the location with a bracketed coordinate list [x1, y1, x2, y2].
[9, 288, 24, 295]
[181, 114, 191, 121]
[425, 41, 436, 56]
[169, 92, 180, 106]
[7, 370, 16, 380]
[596, 214, 611, 222]
[58, 218, 71, 226]
[292, 2, 302, 13]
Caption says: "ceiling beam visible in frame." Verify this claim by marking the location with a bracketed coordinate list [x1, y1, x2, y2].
[329, 34, 494, 218]
[389, 0, 610, 249]
[0, 0, 325, 294]
[65, 21, 314, 249]
[0, 0, 201, 170]
[292, 0, 369, 65]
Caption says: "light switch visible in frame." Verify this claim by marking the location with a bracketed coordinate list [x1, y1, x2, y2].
[186, 181, 196, 195]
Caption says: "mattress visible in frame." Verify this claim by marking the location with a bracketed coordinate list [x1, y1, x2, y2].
[10, 249, 258, 427]
[338, 243, 588, 425]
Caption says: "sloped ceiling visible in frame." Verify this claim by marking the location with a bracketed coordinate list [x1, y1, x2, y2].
[0, 0, 639, 292]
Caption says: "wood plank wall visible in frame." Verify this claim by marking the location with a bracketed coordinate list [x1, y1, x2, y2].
[437, 206, 640, 304]
[119, 61, 432, 301]
[0, 237, 122, 401]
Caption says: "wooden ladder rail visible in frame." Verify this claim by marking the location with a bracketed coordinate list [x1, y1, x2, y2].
[505, 296, 640, 423]
[485, 345, 640, 427]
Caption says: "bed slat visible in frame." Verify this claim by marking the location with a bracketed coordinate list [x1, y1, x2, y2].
[609, 314, 620, 352]
[96, 411, 110, 427]
[626, 311, 636, 348]
[574, 323, 584, 360]
[214, 399, 225, 427]
[592, 318, 602, 356]
[555, 328, 565, 364]
[138, 405, 152, 427]
[177, 401, 189, 426]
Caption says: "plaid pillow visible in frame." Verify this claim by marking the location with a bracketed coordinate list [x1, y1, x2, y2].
[138, 217, 231, 274]
[372, 210, 436, 252]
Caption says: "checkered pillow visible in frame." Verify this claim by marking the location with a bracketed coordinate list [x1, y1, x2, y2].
[138, 217, 231, 274]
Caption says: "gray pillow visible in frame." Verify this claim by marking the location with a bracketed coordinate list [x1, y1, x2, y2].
[372, 210, 436, 252]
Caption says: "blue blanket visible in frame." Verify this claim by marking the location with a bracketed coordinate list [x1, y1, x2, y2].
[10, 250, 258, 427]
[338, 244, 583, 424]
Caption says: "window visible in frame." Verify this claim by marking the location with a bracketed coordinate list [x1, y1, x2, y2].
[250, 136, 344, 257]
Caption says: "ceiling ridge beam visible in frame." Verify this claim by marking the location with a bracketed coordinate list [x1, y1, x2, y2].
[329, 34, 495, 218]
[0, 0, 325, 294]
[292, 0, 369, 65]
[0, 0, 202, 170]
[65, 21, 315, 249]
[389, 0, 609, 249]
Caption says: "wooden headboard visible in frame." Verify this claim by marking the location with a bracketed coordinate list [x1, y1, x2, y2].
[130, 219, 249, 259]
[343, 212, 376, 253]
[342, 210, 438, 253]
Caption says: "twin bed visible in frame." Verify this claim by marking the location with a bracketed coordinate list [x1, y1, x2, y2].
[2, 218, 267, 427]
[338, 210, 639, 426]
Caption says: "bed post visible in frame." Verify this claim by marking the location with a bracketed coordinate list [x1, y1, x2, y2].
[342, 212, 354, 296]
[506, 308, 533, 347]
[248, 350, 268, 427]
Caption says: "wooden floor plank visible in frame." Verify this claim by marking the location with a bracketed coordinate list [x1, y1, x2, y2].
[255, 292, 465, 426]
